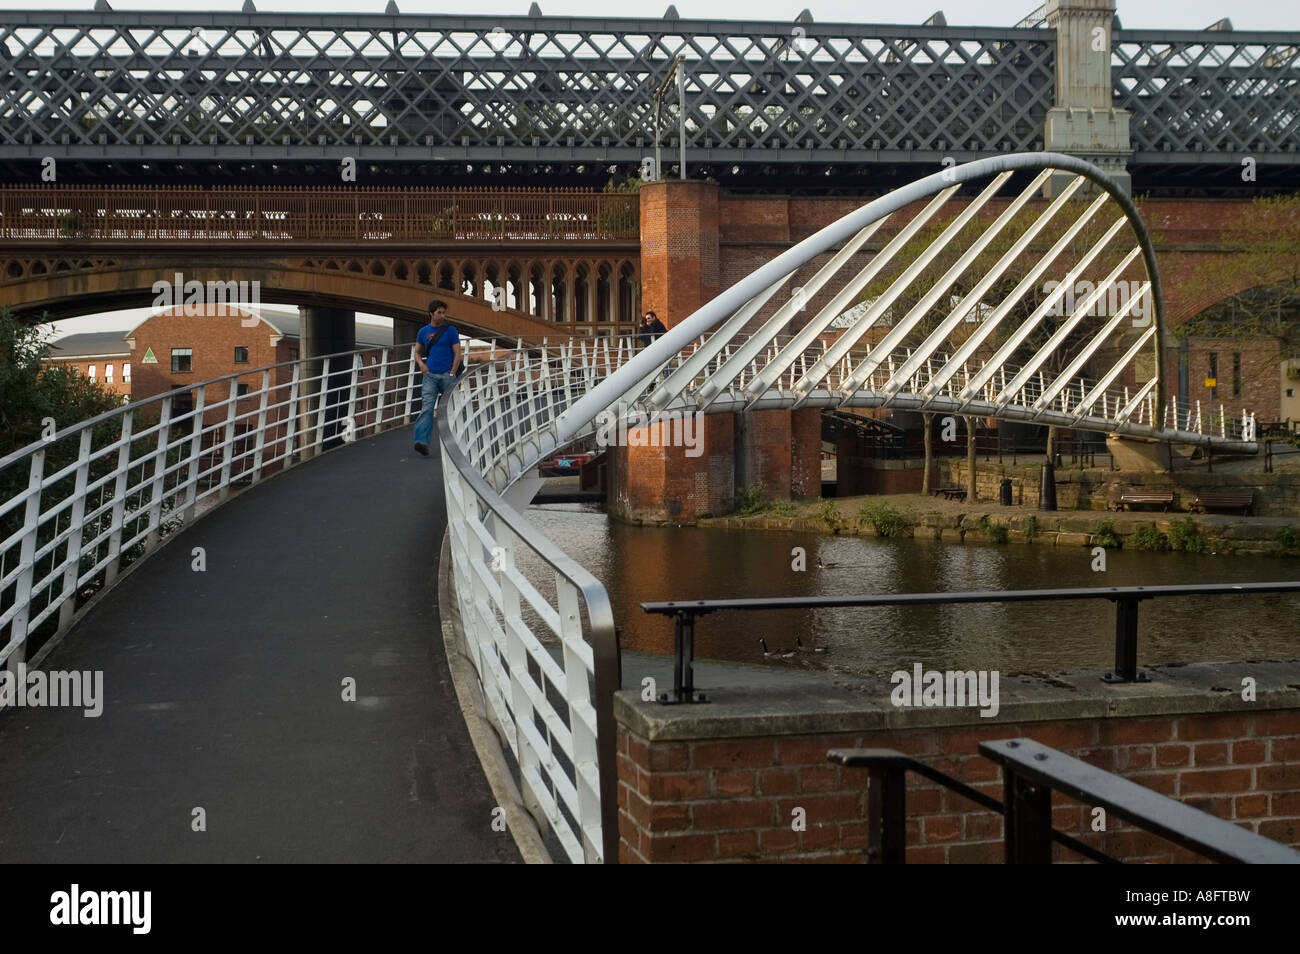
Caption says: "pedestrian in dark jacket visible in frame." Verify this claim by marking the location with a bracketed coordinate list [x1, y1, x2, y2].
[638, 310, 668, 349]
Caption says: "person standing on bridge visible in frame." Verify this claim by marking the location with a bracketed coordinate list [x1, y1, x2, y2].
[412, 299, 463, 456]
[638, 310, 667, 349]
[638, 310, 674, 380]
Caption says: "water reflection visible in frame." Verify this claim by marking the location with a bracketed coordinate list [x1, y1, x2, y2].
[521, 504, 1300, 676]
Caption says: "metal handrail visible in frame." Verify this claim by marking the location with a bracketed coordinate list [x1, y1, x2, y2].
[642, 582, 1300, 702]
[1, 343, 420, 675]
[436, 349, 621, 864]
[831, 742, 1300, 864]
[827, 748, 1115, 864]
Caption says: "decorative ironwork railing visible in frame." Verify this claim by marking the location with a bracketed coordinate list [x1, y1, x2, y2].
[0, 186, 638, 243]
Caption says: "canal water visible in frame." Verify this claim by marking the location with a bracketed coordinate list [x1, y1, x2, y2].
[521, 503, 1300, 677]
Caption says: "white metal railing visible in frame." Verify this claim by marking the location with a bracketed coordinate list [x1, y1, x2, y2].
[0, 345, 421, 682]
[437, 339, 624, 864]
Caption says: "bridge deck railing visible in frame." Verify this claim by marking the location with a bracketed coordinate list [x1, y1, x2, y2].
[0, 186, 639, 244]
[0, 343, 420, 680]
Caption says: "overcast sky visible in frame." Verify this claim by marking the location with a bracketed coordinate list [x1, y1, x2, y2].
[3, 0, 1297, 30]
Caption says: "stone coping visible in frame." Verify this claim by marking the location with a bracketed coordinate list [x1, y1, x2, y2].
[615, 652, 1300, 742]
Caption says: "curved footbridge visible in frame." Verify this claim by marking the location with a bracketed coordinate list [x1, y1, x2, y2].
[0, 155, 1262, 864]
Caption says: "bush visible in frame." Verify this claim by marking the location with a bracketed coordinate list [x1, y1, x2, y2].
[1093, 520, 1121, 548]
[430, 207, 456, 237]
[733, 483, 767, 517]
[858, 501, 908, 537]
[975, 515, 1008, 544]
[1127, 525, 1169, 551]
[1276, 525, 1299, 551]
[1024, 515, 1037, 539]
[1168, 517, 1209, 553]
[816, 499, 843, 530]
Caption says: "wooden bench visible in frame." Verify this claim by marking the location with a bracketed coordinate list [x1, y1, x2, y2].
[934, 487, 967, 501]
[1110, 491, 1175, 512]
[1190, 490, 1254, 515]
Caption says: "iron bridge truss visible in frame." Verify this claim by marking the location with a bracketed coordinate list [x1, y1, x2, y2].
[1, 13, 1296, 187]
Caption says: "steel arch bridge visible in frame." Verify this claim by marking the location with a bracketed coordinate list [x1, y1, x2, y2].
[436, 154, 1259, 863]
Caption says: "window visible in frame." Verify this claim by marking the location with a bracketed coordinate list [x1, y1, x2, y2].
[236, 383, 250, 397]
[123, 363, 131, 382]
[234, 347, 249, 364]
[1232, 352, 1241, 397]
[172, 390, 194, 417]
[172, 348, 193, 373]
[105, 364, 114, 383]
[1208, 352, 1218, 399]
[87, 364, 97, 379]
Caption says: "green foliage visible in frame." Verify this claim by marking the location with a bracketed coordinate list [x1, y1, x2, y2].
[734, 483, 768, 517]
[1093, 520, 1121, 548]
[1178, 194, 1300, 347]
[430, 206, 456, 237]
[597, 185, 638, 234]
[1024, 515, 1038, 538]
[1127, 525, 1169, 551]
[1, 306, 149, 653]
[858, 501, 908, 537]
[602, 174, 643, 194]
[816, 498, 843, 530]
[976, 515, 1008, 544]
[1168, 517, 1209, 553]
[1276, 525, 1300, 551]
[57, 211, 85, 238]
[768, 501, 798, 517]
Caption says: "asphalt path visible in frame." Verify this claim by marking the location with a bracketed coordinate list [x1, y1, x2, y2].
[0, 427, 519, 863]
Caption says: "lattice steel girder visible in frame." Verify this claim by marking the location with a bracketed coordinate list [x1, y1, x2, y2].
[0, 11, 1056, 163]
[1114, 29, 1300, 162]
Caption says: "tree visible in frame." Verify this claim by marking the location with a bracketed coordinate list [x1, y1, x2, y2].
[0, 308, 124, 460]
[1, 307, 130, 656]
[1178, 194, 1300, 347]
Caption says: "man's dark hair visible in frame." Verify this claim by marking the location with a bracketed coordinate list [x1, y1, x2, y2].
[429, 299, 448, 314]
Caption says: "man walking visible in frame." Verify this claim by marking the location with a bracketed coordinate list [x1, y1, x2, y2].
[412, 299, 463, 456]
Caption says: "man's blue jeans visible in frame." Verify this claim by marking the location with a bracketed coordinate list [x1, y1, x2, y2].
[414, 371, 455, 447]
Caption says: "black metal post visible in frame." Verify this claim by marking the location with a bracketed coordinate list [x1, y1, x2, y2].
[867, 764, 907, 864]
[1003, 770, 1052, 864]
[1039, 460, 1057, 511]
[1103, 597, 1147, 683]
[666, 609, 706, 703]
[680, 611, 695, 701]
[671, 611, 683, 701]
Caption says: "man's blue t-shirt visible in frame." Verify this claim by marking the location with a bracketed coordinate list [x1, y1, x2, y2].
[417, 323, 460, 374]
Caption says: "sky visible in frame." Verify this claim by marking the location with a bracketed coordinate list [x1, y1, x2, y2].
[2, 0, 1297, 31]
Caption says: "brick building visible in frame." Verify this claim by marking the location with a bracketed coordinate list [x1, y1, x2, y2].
[43, 331, 133, 399]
